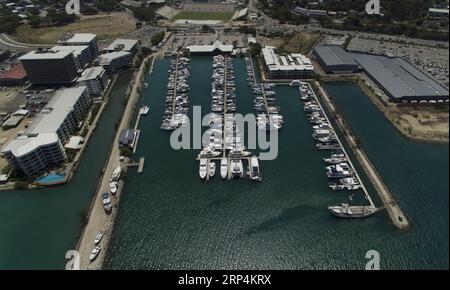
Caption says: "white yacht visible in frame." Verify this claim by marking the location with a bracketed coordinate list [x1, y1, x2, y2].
[250, 157, 261, 181]
[328, 204, 378, 218]
[109, 182, 118, 195]
[89, 246, 101, 262]
[230, 160, 244, 179]
[199, 159, 208, 180]
[198, 148, 221, 158]
[209, 161, 216, 178]
[220, 158, 228, 179]
[140, 106, 150, 115]
[94, 232, 104, 245]
[111, 166, 121, 182]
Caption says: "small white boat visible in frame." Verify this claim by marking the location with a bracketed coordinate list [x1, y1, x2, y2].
[109, 182, 118, 195]
[250, 157, 261, 181]
[94, 232, 104, 245]
[220, 158, 228, 179]
[230, 160, 244, 179]
[89, 246, 101, 262]
[199, 159, 208, 180]
[209, 161, 216, 178]
[140, 106, 150, 115]
[143, 83, 149, 89]
[328, 204, 378, 218]
[111, 166, 121, 182]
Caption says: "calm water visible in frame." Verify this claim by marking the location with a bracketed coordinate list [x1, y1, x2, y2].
[103, 58, 448, 270]
[0, 72, 133, 269]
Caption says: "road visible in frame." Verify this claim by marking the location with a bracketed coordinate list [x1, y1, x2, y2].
[0, 33, 51, 51]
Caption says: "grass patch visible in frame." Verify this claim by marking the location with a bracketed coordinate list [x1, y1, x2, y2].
[15, 13, 136, 44]
[173, 11, 233, 21]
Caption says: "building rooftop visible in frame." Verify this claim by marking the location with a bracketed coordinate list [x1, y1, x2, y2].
[96, 51, 132, 66]
[51, 45, 89, 57]
[105, 39, 139, 52]
[0, 62, 27, 80]
[59, 33, 97, 44]
[78, 67, 106, 82]
[187, 40, 233, 53]
[26, 87, 87, 135]
[353, 54, 449, 99]
[19, 49, 73, 60]
[262, 46, 313, 71]
[313, 45, 359, 67]
[2, 133, 59, 158]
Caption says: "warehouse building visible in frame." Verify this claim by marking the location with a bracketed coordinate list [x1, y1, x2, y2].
[187, 40, 233, 55]
[353, 54, 449, 103]
[58, 33, 99, 59]
[19, 49, 79, 85]
[313, 45, 449, 103]
[1, 87, 92, 177]
[313, 45, 360, 74]
[95, 51, 133, 74]
[104, 39, 140, 56]
[262, 46, 314, 79]
[77, 67, 108, 97]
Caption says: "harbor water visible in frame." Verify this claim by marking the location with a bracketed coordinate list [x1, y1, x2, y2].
[104, 57, 449, 270]
[0, 72, 133, 269]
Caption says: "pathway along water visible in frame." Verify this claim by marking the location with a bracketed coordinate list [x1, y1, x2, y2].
[104, 58, 448, 270]
[0, 71, 133, 269]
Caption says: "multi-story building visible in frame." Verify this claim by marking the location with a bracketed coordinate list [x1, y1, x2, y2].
[1, 87, 92, 177]
[77, 67, 108, 97]
[95, 51, 133, 74]
[58, 33, 99, 59]
[104, 39, 140, 56]
[19, 49, 79, 85]
[262, 46, 314, 79]
[51, 45, 93, 69]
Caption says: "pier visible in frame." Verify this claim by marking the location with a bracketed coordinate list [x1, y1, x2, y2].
[306, 82, 375, 209]
[171, 53, 180, 118]
[313, 81, 409, 230]
[126, 157, 145, 174]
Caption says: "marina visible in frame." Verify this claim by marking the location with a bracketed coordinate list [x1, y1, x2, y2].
[102, 57, 448, 270]
[298, 81, 378, 218]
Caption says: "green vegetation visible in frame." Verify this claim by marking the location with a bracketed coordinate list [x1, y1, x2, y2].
[65, 149, 78, 163]
[120, 146, 133, 157]
[89, 104, 101, 125]
[173, 11, 233, 21]
[249, 42, 262, 56]
[151, 31, 165, 46]
[238, 26, 257, 36]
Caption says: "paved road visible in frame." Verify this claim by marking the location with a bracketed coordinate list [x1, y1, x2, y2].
[0, 33, 51, 51]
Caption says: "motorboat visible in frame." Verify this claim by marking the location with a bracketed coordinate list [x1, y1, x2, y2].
[328, 204, 378, 218]
[329, 177, 361, 191]
[89, 246, 101, 262]
[326, 164, 354, 179]
[109, 182, 118, 195]
[249, 157, 261, 181]
[323, 153, 348, 164]
[94, 232, 104, 245]
[209, 161, 216, 178]
[140, 106, 150, 115]
[220, 158, 228, 179]
[230, 160, 244, 179]
[111, 166, 121, 182]
[199, 159, 208, 180]
[198, 148, 221, 158]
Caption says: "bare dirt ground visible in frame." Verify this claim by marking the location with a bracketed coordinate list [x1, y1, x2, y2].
[355, 77, 449, 143]
[282, 31, 322, 55]
[16, 12, 137, 44]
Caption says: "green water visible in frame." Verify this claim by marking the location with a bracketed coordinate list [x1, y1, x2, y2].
[103, 57, 448, 270]
[0, 71, 133, 269]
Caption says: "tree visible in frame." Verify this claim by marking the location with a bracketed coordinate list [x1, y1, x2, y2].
[249, 42, 262, 56]
[28, 15, 41, 28]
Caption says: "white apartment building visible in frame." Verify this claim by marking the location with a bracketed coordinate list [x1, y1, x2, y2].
[262, 46, 314, 79]
[77, 67, 108, 97]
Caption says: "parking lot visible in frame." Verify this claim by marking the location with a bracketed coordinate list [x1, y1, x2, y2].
[348, 37, 449, 87]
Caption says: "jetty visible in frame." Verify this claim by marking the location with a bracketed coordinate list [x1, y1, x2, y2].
[126, 157, 145, 174]
[313, 81, 409, 230]
[307, 82, 375, 209]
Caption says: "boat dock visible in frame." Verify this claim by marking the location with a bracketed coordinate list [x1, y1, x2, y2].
[306, 83, 375, 209]
[313, 81, 409, 230]
[171, 53, 180, 118]
[126, 157, 145, 174]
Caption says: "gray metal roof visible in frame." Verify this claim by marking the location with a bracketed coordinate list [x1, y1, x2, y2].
[353, 54, 449, 99]
[313, 45, 358, 67]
